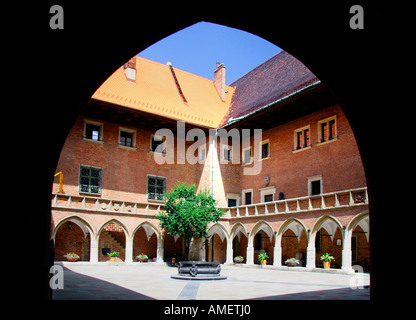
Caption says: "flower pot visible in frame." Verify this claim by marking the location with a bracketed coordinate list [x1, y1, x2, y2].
[66, 256, 79, 262]
[171, 257, 176, 263]
[234, 258, 244, 264]
[109, 257, 116, 262]
[261, 260, 267, 266]
[138, 258, 148, 263]
[286, 261, 298, 267]
[323, 261, 331, 269]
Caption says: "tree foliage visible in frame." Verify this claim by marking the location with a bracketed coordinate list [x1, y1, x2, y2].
[155, 183, 225, 260]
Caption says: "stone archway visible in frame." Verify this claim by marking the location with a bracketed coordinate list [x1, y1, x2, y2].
[206, 223, 230, 264]
[231, 223, 249, 264]
[248, 220, 275, 265]
[53, 216, 94, 261]
[97, 220, 128, 262]
[132, 222, 159, 262]
[345, 211, 370, 272]
[276, 218, 308, 267]
[308, 215, 343, 269]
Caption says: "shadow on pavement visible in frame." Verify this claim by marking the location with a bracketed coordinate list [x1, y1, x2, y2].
[249, 286, 370, 300]
[52, 265, 155, 300]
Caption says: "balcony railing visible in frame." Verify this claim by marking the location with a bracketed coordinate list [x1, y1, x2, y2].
[226, 187, 368, 218]
[52, 187, 368, 218]
[52, 193, 165, 216]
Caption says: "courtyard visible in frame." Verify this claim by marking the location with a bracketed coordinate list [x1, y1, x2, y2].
[51, 262, 370, 300]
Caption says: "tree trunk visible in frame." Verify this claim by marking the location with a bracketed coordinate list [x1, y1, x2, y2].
[184, 240, 190, 261]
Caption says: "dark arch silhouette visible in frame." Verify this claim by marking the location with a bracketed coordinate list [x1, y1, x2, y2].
[26, 3, 389, 301]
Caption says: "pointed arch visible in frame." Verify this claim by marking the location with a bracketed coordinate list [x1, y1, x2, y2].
[52, 215, 95, 240]
[277, 217, 308, 242]
[97, 218, 129, 238]
[207, 222, 230, 242]
[230, 222, 248, 240]
[133, 221, 161, 240]
[250, 220, 274, 243]
[310, 214, 343, 242]
[347, 210, 369, 242]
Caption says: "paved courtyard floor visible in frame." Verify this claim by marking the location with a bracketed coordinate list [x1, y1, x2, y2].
[52, 262, 370, 300]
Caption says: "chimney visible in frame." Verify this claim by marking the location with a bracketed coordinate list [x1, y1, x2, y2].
[214, 62, 226, 101]
[123, 57, 136, 82]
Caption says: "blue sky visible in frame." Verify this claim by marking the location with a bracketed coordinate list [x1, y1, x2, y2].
[137, 22, 281, 85]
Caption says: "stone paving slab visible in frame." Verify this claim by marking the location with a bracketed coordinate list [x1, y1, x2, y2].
[52, 262, 370, 300]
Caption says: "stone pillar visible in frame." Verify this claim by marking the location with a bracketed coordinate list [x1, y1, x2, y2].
[156, 235, 164, 263]
[306, 244, 316, 269]
[90, 238, 98, 263]
[273, 236, 282, 267]
[226, 238, 233, 264]
[125, 237, 133, 263]
[246, 245, 254, 265]
[342, 228, 354, 273]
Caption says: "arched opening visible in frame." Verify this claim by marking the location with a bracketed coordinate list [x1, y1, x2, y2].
[206, 223, 229, 264]
[53, 217, 92, 261]
[348, 212, 370, 272]
[312, 216, 343, 269]
[164, 233, 185, 262]
[250, 221, 274, 265]
[231, 223, 248, 264]
[279, 219, 308, 267]
[97, 221, 127, 262]
[132, 223, 158, 262]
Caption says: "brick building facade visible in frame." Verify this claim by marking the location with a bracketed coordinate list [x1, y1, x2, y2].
[51, 51, 369, 272]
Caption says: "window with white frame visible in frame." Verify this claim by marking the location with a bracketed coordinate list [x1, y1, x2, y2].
[294, 125, 311, 150]
[119, 127, 136, 148]
[242, 146, 252, 164]
[308, 175, 322, 195]
[150, 135, 166, 154]
[259, 186, 275, 203]
[242, 189, 253, 205]
[260, 139, 270, 159]
[222, 144, 232, 162]
[226, 193, 240, 207]
[318, 116, 337, 144]
[84, 120, 103, 142]
[199, 145, 206, 162]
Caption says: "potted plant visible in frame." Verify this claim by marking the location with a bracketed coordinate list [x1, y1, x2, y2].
[136, 253, 148, 262]
[285, 257, 299, 267]
[64, 252, 80, 262]
[107, 251, 119, 262]
[234, 256, 244, 263]
[320, 253, 335, 269]
[258, 252, 269, 266]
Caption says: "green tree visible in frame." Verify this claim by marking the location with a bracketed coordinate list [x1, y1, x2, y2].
[155, 183, 225, 260]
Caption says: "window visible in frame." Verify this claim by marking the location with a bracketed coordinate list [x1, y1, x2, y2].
[228, 198, 237, 207]
[147, 175, 166, 201]
[294, 126, 310, 150]
[318, 116, 337, 144]
[119, 127, 136, 148]
[199, 145, 206, 161]
[261, 140, 270, 159]
[264, 194, 274, 202]
[226, 194, 240, 207]
[242, 147, 252, 164]
[84, 120, 103, 142]
[260, 186, 275, 203]
[222, 145, 232, 162]
[79, 165, 102, 194]
[245, 192, 252, 205]
[308, 175, 322, 196]
[150, 135, 166, 154]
